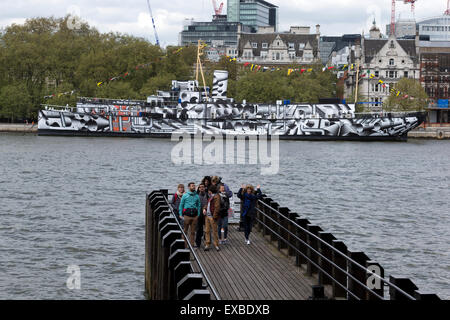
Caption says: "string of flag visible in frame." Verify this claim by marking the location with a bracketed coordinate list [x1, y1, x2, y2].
[44, 46, 189, 99]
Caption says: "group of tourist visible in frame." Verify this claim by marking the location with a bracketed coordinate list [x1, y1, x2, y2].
[170, 176, 263, 252]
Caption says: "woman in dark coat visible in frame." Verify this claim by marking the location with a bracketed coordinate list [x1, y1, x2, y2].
[237, 184, 262, 245]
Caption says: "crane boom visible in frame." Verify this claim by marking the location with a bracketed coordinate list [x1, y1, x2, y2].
[146, 0, 160, 46]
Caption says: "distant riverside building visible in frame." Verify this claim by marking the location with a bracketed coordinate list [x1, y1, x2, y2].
[386, 19, 417, 39]
[238, 25, 320, 65]
[227, 0, 278, 32]
[179, 15, 253, 62]
[359, 20, 420, 110]
[418, 16, 450, 41]
[419, 39, 450, 124]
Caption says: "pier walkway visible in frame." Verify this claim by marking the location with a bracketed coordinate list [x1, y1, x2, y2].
[145, 190, 441, 301]
[194, 224, 311, 300]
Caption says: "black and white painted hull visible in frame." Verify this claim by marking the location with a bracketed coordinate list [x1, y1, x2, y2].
[38, 70, 425, 141]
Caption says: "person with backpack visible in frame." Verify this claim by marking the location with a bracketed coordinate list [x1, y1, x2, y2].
[179, 182, 202, 247]
[171, 184, 185, 221]
[211, 176, 233, 198]
[203, 185, 221, 252]
[195, 183, 209, 249]
[237, 184, 262, 245]
[217, 184, 230, 245]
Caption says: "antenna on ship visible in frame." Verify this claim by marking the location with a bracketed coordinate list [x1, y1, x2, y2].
[146, 0, 160, 46]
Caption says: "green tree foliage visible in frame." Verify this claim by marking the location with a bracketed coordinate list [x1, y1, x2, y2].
[0, 17, 192, 121]
[0, 16, 342, 122]
[384, 78, 428, 112]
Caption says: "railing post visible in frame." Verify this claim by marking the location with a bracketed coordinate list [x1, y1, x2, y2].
[331, 240, 348, 299]
[295, 218, 310, 267]
[365, 261, 384, 300]
[278, 207, 290, 252]
[306, 224, 323, 277]
[348, 251, 370, 300]
[269, 200, 280, 242]
[262, 198, 273, 237]
[389, 276, 418, 300]
[318, 232, 337, 286]
[287, 212, 299, 257]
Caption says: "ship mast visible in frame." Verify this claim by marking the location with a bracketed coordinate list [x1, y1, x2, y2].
[195, 40, 209, 100]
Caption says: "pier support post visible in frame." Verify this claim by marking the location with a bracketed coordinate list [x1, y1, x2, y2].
[306, 225, 323, 277]
[348, 251, 370, 300]
[295, 218, 310, 267]
[365, 261, 384, 300]
[331, 240, 348, 299]
[287, 212, 299, 257]
[278, 207, 290, 252]
[269, 201, 280, 242]
[318, 232, 337, 286]
[389, 276, 418, 300]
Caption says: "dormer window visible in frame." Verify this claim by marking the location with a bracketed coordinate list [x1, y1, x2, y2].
[262, 43, 268, 49]
[252, 42, 258, 49]
[389, 59, 395, 66]
[299, 43, 305, 49]
[288, 43, 295, 50]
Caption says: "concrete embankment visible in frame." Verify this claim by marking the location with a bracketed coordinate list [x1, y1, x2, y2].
[409, 127, 450, 140]
[0, 123, 38, 133]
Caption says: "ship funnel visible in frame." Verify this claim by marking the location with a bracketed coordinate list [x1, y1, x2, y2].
[212, 70, 228, 100]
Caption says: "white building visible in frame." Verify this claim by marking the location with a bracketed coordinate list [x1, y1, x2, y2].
[238, 25, 320, 65]
[359, 22, 420, 111]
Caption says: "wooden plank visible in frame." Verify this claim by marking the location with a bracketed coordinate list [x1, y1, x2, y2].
[194, 224, 313, 300]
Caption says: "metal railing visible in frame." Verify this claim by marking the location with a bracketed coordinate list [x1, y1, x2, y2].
[254, 197, 423, 300]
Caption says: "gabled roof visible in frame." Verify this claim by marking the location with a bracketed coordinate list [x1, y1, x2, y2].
[239, 33, 319, 58]
[364, 38, 418, 63]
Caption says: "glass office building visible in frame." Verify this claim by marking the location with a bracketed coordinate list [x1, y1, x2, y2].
[227, 0, 278, 32]
[179, 16, 251, 47]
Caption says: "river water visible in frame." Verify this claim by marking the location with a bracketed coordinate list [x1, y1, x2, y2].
[0, 133, 448, 300]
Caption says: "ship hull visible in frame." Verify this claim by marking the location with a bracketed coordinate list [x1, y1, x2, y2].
[37, 128, 408, 142]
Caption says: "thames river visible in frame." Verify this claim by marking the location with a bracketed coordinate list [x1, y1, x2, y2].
[0, 133, 449, 299]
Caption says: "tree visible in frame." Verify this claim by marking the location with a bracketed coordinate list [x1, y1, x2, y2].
[384, 78, 428, 112]
[0, 83, 32, 122]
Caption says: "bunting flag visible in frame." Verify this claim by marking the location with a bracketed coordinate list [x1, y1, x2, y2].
[44, 90, 76, 100]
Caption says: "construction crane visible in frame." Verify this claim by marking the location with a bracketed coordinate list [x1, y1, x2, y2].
[391, 0, 417, 36]
[445, 0, 450, 15]
[146, 0, 160, 46]
[212, 0, 224, 15]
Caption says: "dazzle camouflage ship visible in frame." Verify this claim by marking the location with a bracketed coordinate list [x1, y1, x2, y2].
[38, 70, 425, 141]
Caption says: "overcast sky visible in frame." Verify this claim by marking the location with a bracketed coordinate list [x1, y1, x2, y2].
[0, 0, 447, 46]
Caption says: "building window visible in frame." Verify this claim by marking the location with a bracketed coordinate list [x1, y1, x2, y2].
[262, 43, 268, 49]
[261, 51, 268, 60]
[288, 43, 295, 50]
[299, 43, 305, 49]
[404, 71, 409, 78]
[252, 42, 258, 49]
[375, 71, 379, 78]
[389, 59, 395, 66]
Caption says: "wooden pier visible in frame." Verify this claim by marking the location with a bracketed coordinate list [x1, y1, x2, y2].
[145, 190, 441, 301]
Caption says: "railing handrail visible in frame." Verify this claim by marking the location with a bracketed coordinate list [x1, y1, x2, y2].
[256, 198, 417, 300]
[160, 192, 221, 300]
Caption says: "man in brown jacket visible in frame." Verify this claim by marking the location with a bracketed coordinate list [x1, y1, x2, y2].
[203, 185, 221, 252]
